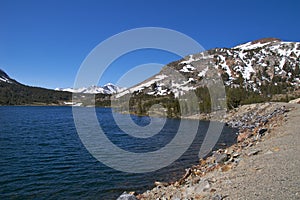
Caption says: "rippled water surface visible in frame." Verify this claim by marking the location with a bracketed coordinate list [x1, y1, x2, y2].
[0, 106, 236, 199]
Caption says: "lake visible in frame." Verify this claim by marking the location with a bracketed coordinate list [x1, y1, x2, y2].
[0, 106, 237, 199]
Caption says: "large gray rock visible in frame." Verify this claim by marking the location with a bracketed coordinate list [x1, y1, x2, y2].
[117, 193, 138, 200]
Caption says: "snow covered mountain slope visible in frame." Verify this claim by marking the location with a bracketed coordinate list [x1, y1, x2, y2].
[56, 83, 125, 94]
[116, 38, 300, 98]
[0, 69, 15, 83]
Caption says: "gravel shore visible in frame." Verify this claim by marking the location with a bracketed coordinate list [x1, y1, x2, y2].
[127, 102, 300, 200]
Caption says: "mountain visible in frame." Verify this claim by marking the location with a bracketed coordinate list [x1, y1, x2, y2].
[0, 69, 119, 106]
[115, 38, 300, 116]
[117, 38, 300, 98]
[55, 83, 125, 94]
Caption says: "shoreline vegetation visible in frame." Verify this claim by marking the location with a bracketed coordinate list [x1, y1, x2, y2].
[117, 101, 300, 200]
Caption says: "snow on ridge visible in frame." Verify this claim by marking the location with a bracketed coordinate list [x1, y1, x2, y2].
[116, 74, 168, 98]
[129, 74, 167, 91]
[0, 76, 12, 83]
[180, 55, 195, 64]
[234, 41, 272, 50]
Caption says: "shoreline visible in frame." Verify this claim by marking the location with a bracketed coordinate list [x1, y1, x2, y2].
[118, 102, 299, 200]
[2, 101, 299, 199]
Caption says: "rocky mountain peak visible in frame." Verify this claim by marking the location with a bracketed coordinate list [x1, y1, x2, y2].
[251, 38, 281, 44]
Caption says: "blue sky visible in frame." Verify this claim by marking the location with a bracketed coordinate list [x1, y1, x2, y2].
[0, 0, 299, 89]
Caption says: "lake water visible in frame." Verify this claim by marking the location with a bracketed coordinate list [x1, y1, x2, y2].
[0, 106, 237, 199]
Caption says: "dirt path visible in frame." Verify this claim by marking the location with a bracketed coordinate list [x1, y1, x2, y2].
[213, 103, 300, 199]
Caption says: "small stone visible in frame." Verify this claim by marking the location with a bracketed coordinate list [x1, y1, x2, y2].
[264, 150, 273, 155]
[224, 147, 234, 155]
[212, 194, 222, 200]
[199, 159, 207, 166]
[128, 191, 136, 195]
[247, 149, 261, 156]
[221, 164, 232, 172]
[237, 131, 252, 142]
[232, 152, 240, 158]
[154, 181, 169, 187]
[214, 153, 228, 164]
[192, 176, 201, 185]
[210, 188, 217, 193]
[218, 142, 227, 146]
[174, 181, 180, 187]
[208, 178, 217, 183]
[258, 128, 268, 135]
[272, 147, 280, 152]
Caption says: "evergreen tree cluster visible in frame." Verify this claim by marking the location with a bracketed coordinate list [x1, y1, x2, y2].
[0, 82, 72, 105]
[116, 83, 296, 118]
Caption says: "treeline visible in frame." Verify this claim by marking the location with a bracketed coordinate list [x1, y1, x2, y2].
[0, 82, 113, 106]
[115, 82, 298, 118]
[1, 79, 298, 114]
[0, 82, 72, 105]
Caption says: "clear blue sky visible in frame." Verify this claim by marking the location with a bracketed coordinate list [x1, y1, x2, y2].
[1, 0, 299, 89]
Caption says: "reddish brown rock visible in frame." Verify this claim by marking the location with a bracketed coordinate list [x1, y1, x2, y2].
[237, 131, 253, 142]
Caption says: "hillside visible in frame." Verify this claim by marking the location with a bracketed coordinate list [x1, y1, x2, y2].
[0, 69, 72, 105]
[115, 38, 300, 117]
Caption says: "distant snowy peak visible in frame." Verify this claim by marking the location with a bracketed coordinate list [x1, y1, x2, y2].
[0, 69, 14, 83]
[55, 83, 125, 94]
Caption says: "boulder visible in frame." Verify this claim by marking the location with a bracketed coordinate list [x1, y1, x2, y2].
[117, 193, 138, 200]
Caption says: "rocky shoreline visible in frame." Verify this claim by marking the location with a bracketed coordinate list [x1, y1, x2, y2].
[117, 102, 299, 200]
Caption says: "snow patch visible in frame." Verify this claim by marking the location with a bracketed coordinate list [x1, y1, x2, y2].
[179, 64, 195, 73]
[0, 77, 12, 83]
[180, 55, 195, 64]
[237, 51, 255, 80]
[116, 74, 168, 98]
[198, 66, 209, 77]
[279, 58, 286, 69]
